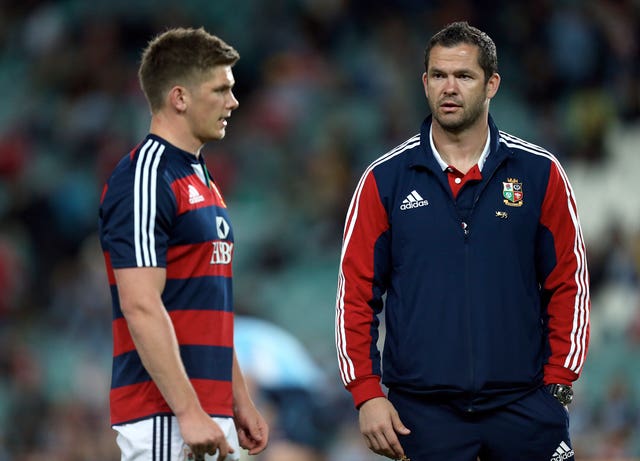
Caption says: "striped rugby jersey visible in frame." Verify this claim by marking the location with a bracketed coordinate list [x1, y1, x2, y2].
[99, 134, 235, 425]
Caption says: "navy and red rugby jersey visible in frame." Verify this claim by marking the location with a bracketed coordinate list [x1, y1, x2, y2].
[99, 134, 235, 425]
[336, 115, 590, 412]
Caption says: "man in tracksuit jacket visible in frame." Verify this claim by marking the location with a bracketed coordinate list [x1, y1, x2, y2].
[335, 22, 590, 461]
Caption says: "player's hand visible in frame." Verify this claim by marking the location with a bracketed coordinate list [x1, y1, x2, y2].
[233, 400, 269, 455]
[178, 408, 234, 461]
[359, 397, 411, 460]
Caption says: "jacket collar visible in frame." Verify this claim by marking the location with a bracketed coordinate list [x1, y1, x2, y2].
[408, 114, 511, 172]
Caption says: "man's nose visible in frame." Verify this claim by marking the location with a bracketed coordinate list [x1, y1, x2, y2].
[443, 76, 458, 94]
[227, 91, 239, 110]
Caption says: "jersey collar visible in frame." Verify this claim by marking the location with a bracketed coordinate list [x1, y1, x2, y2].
[429, 124, 491, 172]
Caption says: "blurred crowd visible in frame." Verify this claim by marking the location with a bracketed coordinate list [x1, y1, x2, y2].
[0, 0, 639, 459]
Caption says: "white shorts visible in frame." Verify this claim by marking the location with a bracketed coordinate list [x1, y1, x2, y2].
[114, 415, 240, 461]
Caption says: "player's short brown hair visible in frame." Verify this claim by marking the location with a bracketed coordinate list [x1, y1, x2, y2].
[424, 21, 498, 83]
[138, 27, 240, 113]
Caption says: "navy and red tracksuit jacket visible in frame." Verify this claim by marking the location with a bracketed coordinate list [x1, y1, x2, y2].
[335, 115, 590, 412]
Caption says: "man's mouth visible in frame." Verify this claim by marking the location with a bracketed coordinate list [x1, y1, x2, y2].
[439, 101, 462, 113]
[440, 101, 461, 109]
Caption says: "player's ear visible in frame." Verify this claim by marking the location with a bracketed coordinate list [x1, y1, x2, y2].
[168, 85, 188, 113]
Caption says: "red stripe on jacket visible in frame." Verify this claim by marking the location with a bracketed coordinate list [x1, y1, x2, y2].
[540, 162, 590, 385]
[337, 171, 389, 407]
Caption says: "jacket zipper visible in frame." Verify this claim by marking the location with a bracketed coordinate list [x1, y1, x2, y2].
[460, 161, 504, 412]
[463, 220, 474, 412]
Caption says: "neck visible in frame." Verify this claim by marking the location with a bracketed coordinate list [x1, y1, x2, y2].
[431, 120, 489, 174]
[149, 112, 202, 157]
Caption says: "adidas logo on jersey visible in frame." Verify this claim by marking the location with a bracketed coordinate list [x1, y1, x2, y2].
[400, 190, 429, 210]
[188, 184, 205, 204]
[550, 441, 574, 461]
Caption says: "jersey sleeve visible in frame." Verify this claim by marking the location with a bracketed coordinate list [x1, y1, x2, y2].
[538, 160, 590, 385]
[100, 152, 176, 269]
[335, 169, 390, 408]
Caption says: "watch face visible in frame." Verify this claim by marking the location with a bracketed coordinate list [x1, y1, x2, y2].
[556, 385, 573, 405]
[548, 384, 573, 405]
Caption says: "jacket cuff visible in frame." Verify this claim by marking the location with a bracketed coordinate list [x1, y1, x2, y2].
[347, 377, 386, 408]
[543, 363, 578, 385]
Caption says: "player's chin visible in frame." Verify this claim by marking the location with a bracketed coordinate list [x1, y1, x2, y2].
[210, 129, 226, 140]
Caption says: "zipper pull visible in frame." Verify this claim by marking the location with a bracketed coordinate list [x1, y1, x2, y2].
[461, 221, 469, 235]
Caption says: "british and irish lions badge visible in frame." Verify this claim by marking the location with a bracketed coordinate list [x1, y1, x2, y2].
[502, 178, 523, 207]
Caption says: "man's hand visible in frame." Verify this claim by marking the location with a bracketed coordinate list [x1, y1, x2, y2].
[359, 397, 411, 460]
[234, 400, 269, 455]
[178, 408, 234, 461]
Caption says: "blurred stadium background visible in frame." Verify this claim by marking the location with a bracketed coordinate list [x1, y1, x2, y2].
[0, 0, 639, 459]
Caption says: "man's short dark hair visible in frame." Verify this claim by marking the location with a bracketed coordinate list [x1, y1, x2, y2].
[424, 21, 498, 83]
[139, 27, 240, 113]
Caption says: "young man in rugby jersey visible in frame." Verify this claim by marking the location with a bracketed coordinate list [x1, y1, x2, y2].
[99, 28, 268, 461]
[336, 22, 590, 461]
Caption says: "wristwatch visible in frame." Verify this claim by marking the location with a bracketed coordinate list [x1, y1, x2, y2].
[546, 384, 573, 406]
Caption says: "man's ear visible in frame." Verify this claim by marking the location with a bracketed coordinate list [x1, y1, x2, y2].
[486, 73, 500, 100]
[422, 72, 429, 100]
[168, 85, 188, 113]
